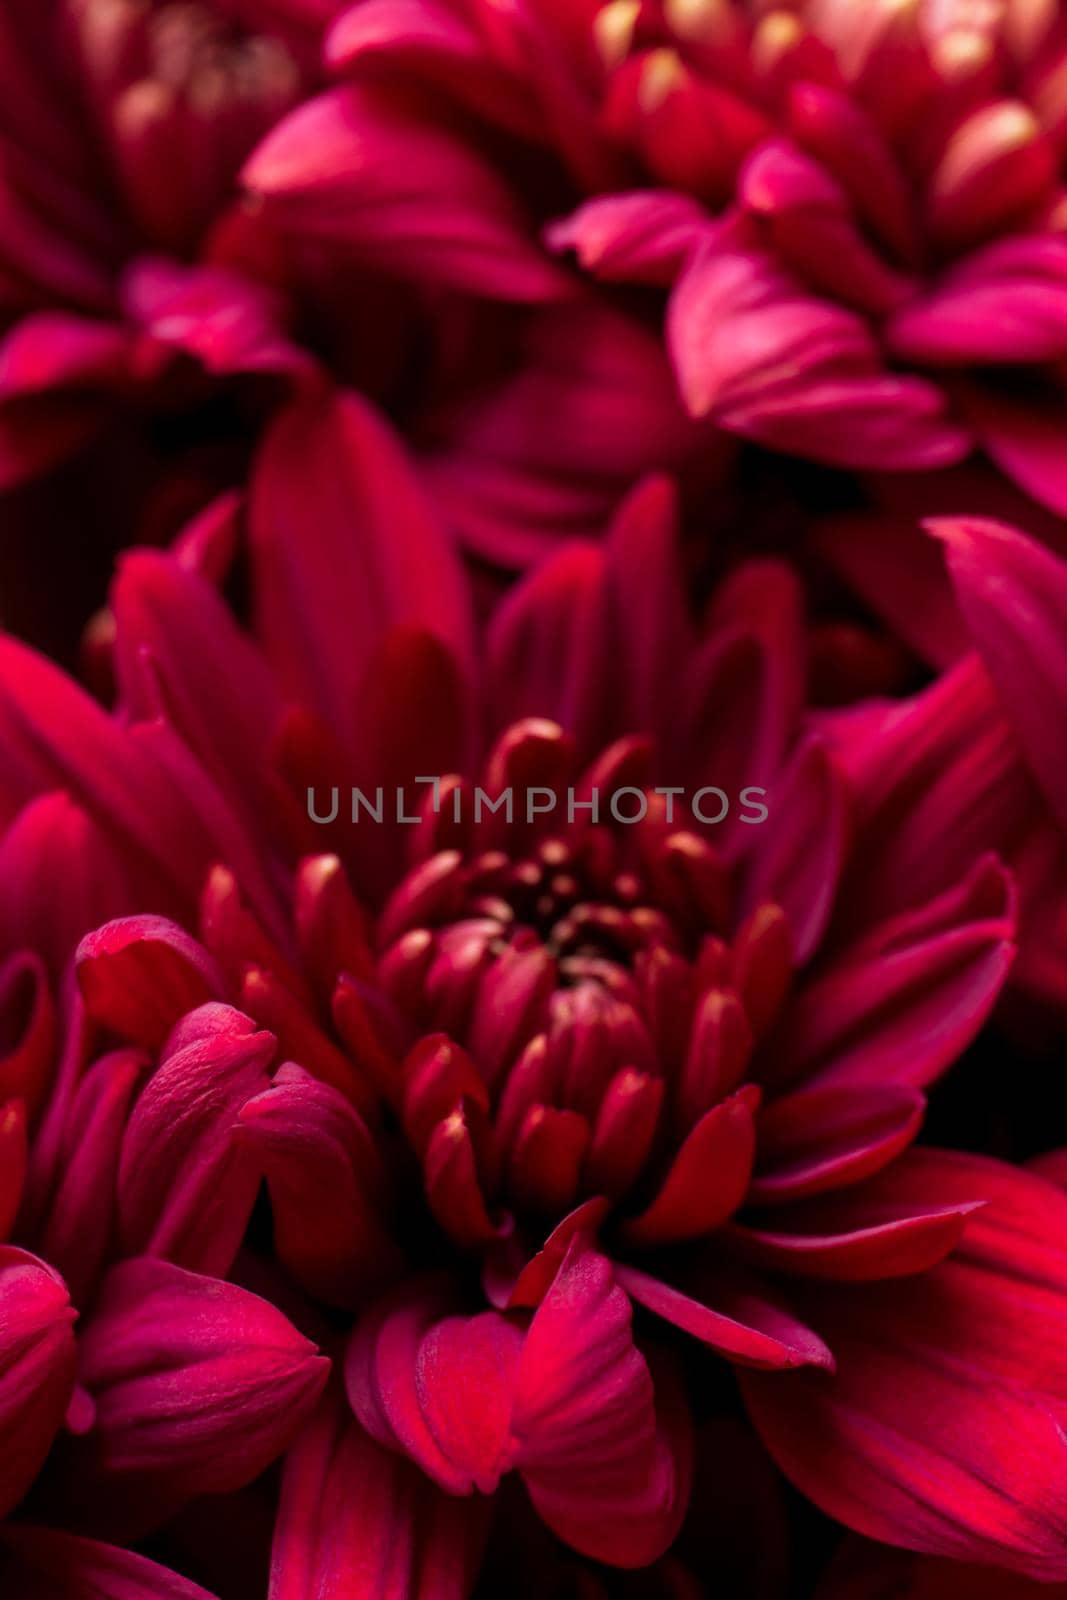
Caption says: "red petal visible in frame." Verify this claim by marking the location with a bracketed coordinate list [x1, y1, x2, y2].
[619, 1086, 758, 1246]
[38, 1049, 145, 1306]
[237, 1064, 401, 1310]
[751, 1083, 926, 1203]
[243, 86, 565, 302]
[514, 1244, 692, 1567]
[740, 739, 849, 963]
[775, 855, 1016, 1091]
[0, 1247, 77, 1517]
[0, 1526, 218, 1600]
[270, 1388, 489, 1600]
[250, 386, 473, 739]
[0, 1100, 27, 1240]
[616, 1262, 834, 1372]
[423, 1103, 500, 1249]
[80, 1258, 328, 1499]
[742, 1152, 1067, 1579]
[117, 1003, 274, 1276]
[932, 515, 1067, 833]
[76, 917, 225, 1053]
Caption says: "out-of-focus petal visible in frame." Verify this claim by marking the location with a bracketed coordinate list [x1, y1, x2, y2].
[0, 1526, 219, 1600]
[742, 1152, 1067, 1580]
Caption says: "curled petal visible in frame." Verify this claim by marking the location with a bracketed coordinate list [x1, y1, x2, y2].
[0, 1247, 77, 1517]
[79, 1258, 328, 1499]
[76, 917, 225, 1053]
[238, 1064, 401, 1309]
[117, 1004, 274, 1276]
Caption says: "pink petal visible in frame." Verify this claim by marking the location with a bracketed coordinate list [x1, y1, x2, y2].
[667, 239, 968, 470]
[616, 1261, 834, 1372]
[79, 1257, 328, 1497]
[37, 1049, 145, 1306]
[270, 1388, 489, 1600]
[0, 1526, 219, 1600]
[932, 515, 1067, 833]
[117, 1003, 275, 1276]
[513, 1245, 692, 1567]
[0, 637, 280, 932]
[740, 738, 849, 962]
[345, 1280, 520, 1495]
[834, 656, 1035, 932]
[250, 386, 473, 738]
[243, 85, 565, 302]
[728, 1201, 977, 1283]
[0, 793, 138, 975]
[890, 238, 1067, 365]
[238, 1063, 401, 1310]
[0, 1100, 26, 1240]
[619, 1087, 758, 1246]
[742, 1151, 1067, 1580]
[751, 1082, 926, 1204]
[76, 917, 225, 1053]
[110, 548, 284, 831]
[775, 854, 1016, 1090]
[0, 1247, 77, 1516]
[487, 543, 608, 749]
[547, 191, 711, 286]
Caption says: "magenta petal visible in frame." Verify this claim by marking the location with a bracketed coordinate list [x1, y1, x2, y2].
[514, 1245, 692, 1568]
[740, 738, 849, 962]
[776, 854, 1016, 1091]
[415, 1313, 522, 1493]
[619, 1086, 758, 1246]
[38, 1049, 146, 1306]
[270, 1388, 489, 1600]
[250, 386, 473, 738]
[117, 1003, 275, 1276]
[967, 384, 1067, 519]
[238, 1063, 401, 1310]
[0, 793, 137, 976]
[751, 1082, 926, 1203]
[547, 190, 711, 286]
[728, 1203, 977, 1282]
[243, 85, 565, 302]
[76, 916, 225, 1052]
[0, 1246, 77, 1516]
[0, 1101, 26, 1241]
[110, 548, 284, 829]
[742, 1152, 1067, 1580]
[889, 238, 1067, 365]
[616, 1262, 834, 1372]
[0, 1526, 218, 1600]
[345, 1280, 482, 1494]
[932, 515, 1067, 833]
[79, 1257, 328, 1497]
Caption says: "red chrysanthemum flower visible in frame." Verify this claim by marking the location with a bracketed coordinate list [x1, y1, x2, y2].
[3, 387, 1067, 1592]
[223, 0, 1067, 559]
